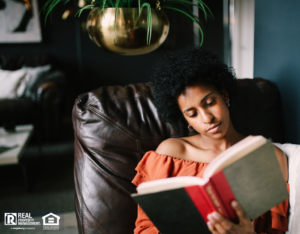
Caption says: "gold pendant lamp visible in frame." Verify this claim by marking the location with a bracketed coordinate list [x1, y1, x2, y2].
[86, 8, 170, 55]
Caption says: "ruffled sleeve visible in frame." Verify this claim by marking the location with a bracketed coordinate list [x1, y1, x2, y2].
[132, 151, 164, 186]
[132, 150, 209, 185]
[132, 151, 161, 234]
[254, 183, 290, 234]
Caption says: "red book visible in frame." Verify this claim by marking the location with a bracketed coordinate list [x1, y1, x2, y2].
[185, 177, 231, 222]
[210, 170, 238, 222]
[131, 136, 289, 234]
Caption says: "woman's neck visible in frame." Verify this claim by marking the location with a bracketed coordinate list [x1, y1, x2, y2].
[199, 122, 245, 153]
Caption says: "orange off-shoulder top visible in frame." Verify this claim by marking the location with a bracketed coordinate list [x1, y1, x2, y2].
[132, 151, 289, 234]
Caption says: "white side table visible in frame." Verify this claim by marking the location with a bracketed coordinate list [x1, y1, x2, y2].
[0, 125, 34, 191]
[0, 125, 34, 165]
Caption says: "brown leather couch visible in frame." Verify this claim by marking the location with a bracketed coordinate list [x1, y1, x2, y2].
[72, 78, 284, 234]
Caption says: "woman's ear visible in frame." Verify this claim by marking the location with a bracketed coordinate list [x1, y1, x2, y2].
[221, 90, 230, 103]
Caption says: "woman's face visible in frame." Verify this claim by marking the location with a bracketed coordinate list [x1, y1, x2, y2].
[177, 82, 230, 139]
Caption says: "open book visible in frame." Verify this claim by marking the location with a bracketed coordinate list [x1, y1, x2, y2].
[131, 136, 289, 234]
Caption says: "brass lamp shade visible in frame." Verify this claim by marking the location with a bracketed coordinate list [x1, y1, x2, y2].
[86, 8, 170, 55]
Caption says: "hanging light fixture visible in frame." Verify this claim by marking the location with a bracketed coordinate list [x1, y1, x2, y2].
[42, 0, 212, 55]
[86, 8, 169, 55]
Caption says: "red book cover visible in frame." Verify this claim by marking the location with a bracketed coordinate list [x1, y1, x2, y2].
[202, 179, 231, 219]
[184, 185, 215, 222]
[185, 172, 237, 223]
[210, 170, 238, 222]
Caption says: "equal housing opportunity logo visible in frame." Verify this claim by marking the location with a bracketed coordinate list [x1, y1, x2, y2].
[42, 213, 60, 230]
[2, 211, 63, 231]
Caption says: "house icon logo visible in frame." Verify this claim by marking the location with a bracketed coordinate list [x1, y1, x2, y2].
[42, 213, 60, 225]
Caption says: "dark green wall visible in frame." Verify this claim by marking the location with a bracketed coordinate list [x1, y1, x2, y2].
[254, 0, 300, 143]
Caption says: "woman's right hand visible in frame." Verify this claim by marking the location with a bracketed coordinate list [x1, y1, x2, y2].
[206, 201, 256, 234]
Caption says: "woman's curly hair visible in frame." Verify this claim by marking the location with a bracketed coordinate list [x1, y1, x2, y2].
[149, 47, 237, 129]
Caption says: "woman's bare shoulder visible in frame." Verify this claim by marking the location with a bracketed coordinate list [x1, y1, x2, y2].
[155, 138, 186, 158]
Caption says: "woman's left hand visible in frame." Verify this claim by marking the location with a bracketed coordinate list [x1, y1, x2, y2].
[207, 201, 256, 234]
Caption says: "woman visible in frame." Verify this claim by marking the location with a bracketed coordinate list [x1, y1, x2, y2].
[132, 48, 289, 234]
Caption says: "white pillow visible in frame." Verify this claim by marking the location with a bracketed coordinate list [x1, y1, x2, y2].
[16, 64, 52, 97]
[0, 69, 27, 98]
[273, 143, 300, 234]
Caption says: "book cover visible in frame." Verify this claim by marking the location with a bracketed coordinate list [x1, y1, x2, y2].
[132, 188, 211, 234]
[221, 141, 288, 219]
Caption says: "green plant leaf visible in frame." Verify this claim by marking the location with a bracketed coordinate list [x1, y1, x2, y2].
[197, 1, 207, 20]
[162, 6, 204, 46]
[162, 0, 204, 11]
[138, 0, 141, 14]
[102, 0, 107, 11]
[42, 0, 69, 24]
[197, 0, 213, 19]
[75, 5, 95, 17]
[140, 3, 152, 44]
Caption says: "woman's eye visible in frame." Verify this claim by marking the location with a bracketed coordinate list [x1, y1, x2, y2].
[206, 99, 215, 107]
[189, 113, 197, 117]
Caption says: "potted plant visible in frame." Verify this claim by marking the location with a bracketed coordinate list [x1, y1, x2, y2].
[42, 0, 212, 55]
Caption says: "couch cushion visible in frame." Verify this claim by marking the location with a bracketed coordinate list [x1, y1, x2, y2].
[230, 78, 284, 143]
[0, 98, 38, 124]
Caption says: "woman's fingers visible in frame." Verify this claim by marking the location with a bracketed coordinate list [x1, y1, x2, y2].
[206, 202, 255, 234]
[207, 221, 218, 234]
[207, 212, 236, 234]
[231, 201, 249, 223]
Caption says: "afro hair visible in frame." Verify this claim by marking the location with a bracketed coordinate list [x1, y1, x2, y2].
[149, 47, 237, 129]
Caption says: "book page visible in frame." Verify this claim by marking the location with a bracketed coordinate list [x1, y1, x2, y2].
[203, 136, 267, 178]
[136, 176, 208, 195]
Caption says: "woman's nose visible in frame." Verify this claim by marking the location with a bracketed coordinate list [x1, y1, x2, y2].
[199, 108, 214, 124]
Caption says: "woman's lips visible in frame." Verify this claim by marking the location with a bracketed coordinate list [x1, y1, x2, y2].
[207, 123, 221, 133]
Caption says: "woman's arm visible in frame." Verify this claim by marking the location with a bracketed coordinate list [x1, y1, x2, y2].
[274, 146, 288, 182]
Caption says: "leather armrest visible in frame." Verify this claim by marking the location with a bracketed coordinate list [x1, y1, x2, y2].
[36, 81, 61, 104]
[37, 80, 65, 143]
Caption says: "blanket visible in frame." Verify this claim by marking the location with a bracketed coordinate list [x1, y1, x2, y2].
[274, 143, 300, 234]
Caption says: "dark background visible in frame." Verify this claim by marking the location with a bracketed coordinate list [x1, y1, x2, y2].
[0, 0, 224, 96]
[254, 0, 300, 144]
[2, 0, 300, 143]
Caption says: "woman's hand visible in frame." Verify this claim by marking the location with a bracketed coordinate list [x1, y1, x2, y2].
[207, 201, 256, 234]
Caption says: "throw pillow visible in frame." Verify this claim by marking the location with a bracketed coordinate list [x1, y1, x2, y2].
[0, 69, 27, 98]
[16, 64, 52, 98]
